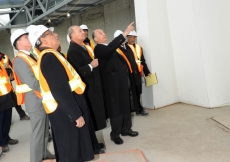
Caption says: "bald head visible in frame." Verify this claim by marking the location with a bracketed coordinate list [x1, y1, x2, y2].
[68, 26, 86, 45]
[92, 29, 107, 44]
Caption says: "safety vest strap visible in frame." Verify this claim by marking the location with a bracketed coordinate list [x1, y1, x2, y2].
[90, 40, 95, 50]
[83, 43, 94, 60]
[116, 48, 133, 73]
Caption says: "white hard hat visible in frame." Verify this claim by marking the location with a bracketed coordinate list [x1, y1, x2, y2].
[26, 25, 36, 33]
[114, 30, 123, 38]
[67, 34, 70, 44]
[28, 25, 54, 47]
[127, 30, 138, 37]
[80, 24, 89, 30]
[10, 29, 28, 47]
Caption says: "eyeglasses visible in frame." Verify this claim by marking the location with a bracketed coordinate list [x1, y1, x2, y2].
[41, 31, 54, 38]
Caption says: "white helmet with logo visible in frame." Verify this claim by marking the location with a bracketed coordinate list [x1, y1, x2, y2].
[28, 25, 54, 47]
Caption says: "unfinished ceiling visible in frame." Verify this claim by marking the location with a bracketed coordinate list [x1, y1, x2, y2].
[0, 0, 115, 29]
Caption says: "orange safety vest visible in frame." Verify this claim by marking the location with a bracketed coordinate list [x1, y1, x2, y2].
[116, 48, 133, 73]
[0, 62, 13, 96]
[1, 55, 11, 69]
[38, 49, 86, 114]
[127, 44, 143, 75]
[83, 43, 94, 60]
[12, 52, 41, 105]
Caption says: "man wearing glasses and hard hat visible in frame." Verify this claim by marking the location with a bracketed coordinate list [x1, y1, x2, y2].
[29, 25, 100, 162]
[10, 28, 54, 162]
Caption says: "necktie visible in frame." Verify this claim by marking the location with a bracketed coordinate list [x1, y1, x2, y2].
[82, 46, 86, 50]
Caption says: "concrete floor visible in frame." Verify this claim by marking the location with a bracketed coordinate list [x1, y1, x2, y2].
[2, 103, 230, 162]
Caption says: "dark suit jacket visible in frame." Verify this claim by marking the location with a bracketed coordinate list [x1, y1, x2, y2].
[67, 42, 107, 131]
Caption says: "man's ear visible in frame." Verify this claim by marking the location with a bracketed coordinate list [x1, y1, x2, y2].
[40, 37, 47, 44]
[94, 37, 98, 43]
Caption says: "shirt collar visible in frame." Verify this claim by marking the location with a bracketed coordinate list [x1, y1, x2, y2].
[19, 50, 30, 55]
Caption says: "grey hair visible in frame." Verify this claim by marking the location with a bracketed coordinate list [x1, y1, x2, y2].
[67, 26, 75, 40]
[92, 30, 96, 40]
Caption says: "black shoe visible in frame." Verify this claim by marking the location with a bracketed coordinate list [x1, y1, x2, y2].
[99, 143, 105, 149]
[111, 137, 124, 145]
[20, 115, 30, 120]
[48, 134, 53, 142]
[7, 139, 18, 145]
[2, 145, 9, 153]
[43, 154, 55, 160]
[121, 131, 139, 137]
[0, 149, 3, 159]
[100, 149, 105, 154]
[136, 110, 149, 116]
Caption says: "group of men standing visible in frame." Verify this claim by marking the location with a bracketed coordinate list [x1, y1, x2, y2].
[0, 21, 151, 162]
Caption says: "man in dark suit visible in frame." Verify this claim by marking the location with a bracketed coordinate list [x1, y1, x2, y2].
[67, 26, 107, 149]
[92, 22, 138, 145]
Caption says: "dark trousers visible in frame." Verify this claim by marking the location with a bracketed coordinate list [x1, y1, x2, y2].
[110, 113, 132, 139]
[0, 108, 12, 146]
[135, 84, 144, 112]
[15, 105, 26, 118]
[51, 127, 60, 162]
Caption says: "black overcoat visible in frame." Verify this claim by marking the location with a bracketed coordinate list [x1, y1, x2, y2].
[67, 42, 107, 131]
[40, 52, 100, 162]
[119, 46, 140, 113]
[94, 34, 131, 118]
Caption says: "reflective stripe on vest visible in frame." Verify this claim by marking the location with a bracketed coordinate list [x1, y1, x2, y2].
[83, 43, 94, 59]
[127, 44, 143, 73]
[16, 84, 32, 93]
[116, 48, 133, 73]
[38, 49, 86, 114]
[0, 63, 12, 96]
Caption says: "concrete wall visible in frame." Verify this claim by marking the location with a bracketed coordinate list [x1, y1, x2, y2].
[0, 30, 14, 59]
[54, 0, 135, 54]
